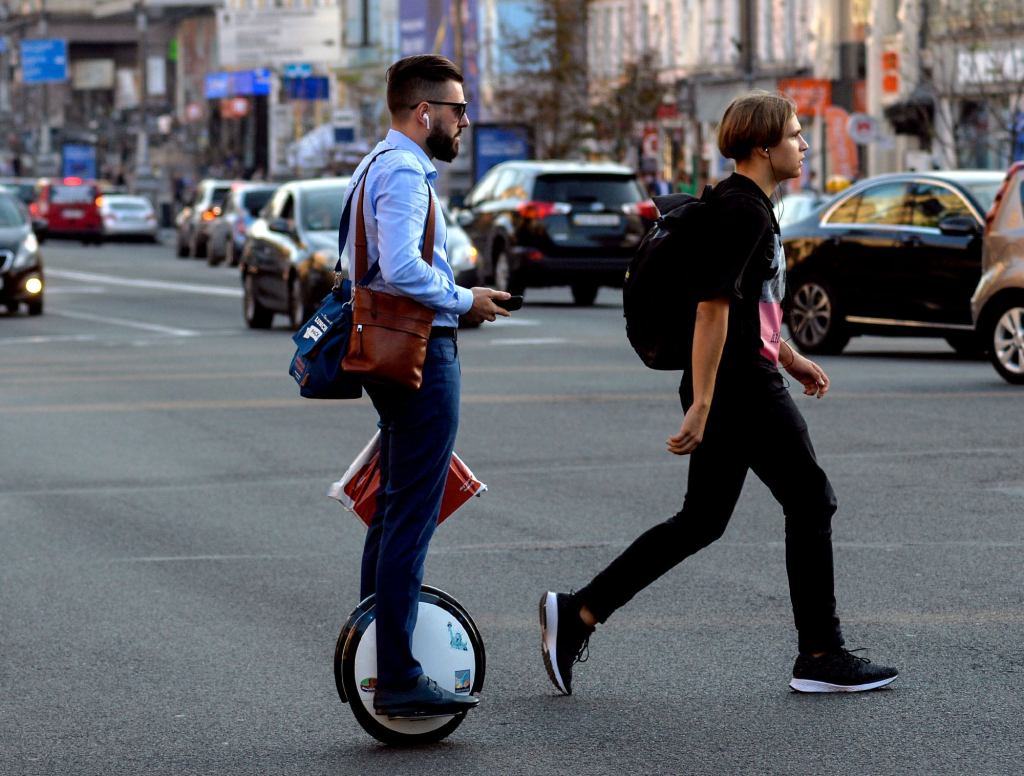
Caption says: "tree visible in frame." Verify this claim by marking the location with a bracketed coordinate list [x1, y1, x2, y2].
[493, 0, 590, 158]
[589, 50, 669, 162]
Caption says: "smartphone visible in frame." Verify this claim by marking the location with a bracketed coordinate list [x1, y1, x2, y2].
[494, 295, 524, 312]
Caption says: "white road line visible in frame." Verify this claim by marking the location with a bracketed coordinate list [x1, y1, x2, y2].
[43, 286, 108, 295]
[488, 317, 539, 327]
[51, 309, 201, 337]
[0, 334, 100, 346]
[46, 268, 242, 298]
[490, 337, 567, 346]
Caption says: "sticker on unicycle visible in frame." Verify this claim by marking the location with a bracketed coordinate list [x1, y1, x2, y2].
[454, 670, 471, 694]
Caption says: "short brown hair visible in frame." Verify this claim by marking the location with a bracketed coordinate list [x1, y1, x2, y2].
[385, 55, 464, 115]
[717, 91, 796, 161]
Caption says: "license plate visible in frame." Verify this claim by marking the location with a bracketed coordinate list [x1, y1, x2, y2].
[63, 209, 84, 219]
[572, 213, 620, 227]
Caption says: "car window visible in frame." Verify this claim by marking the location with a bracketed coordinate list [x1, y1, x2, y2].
[836, 182, 910, 226]
[300, 186, 346, 231]
[211, 187, 231, 207]
[0, 195, 26, 226]
[108, 200, 150, 211]
[825, 193, 862, 224]
[51, 185, 97, 204]
[490, 168, 521, 201]
[908, 184, 971, 228]
[466, 167, 501, 207]
[962, 180, 1002, 215]
[242, 188, 276, 215]
[533, 175, 646, 206]
[279, 193, 295, 221]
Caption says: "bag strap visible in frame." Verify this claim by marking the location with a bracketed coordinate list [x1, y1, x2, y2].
[345, 150, 436, 287]
[335, 148, 395, 275]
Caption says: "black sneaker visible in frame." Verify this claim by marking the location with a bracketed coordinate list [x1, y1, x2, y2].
[539, 591, 593, 695]
[790, 648, 898, 693]
[373, 674, 480, 719]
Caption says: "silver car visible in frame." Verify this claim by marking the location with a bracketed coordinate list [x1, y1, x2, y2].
[99, 195, 159, 241]
[971, 162, 1024, 384]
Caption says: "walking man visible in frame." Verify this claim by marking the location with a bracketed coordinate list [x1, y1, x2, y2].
[540, 91, 898, 696]
[343, 55, 510, 719]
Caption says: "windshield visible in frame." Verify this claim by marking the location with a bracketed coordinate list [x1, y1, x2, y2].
[51, 184, 97, 204]
[107, 200, 150, 211]
[533, 175, 646, 207]
[300, 187, 346, 231]
[963, 181, 1002, 215]
[242, 188, 276, 216]
[0, 195, 27, 227]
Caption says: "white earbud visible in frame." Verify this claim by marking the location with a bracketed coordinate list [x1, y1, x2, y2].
[424, 114, 430, 130]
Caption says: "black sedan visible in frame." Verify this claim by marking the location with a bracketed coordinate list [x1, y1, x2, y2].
[782, 171, 1004, 354]
[0, 190, 44, 315]
[239, 177, 350, 329]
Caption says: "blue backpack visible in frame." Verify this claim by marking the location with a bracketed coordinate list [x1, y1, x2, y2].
[288, 278, 363, 399]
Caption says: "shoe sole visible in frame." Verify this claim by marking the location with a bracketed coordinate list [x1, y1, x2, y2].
[539, 592, 570, 695]
[374, 700, 480, 720]
[789, 675, 898, 693]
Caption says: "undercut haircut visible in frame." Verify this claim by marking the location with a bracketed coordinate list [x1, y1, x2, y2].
[385, 55, 464, 116]
[717, 91, 797, 162]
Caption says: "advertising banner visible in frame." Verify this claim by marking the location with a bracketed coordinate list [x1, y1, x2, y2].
[217, 7, 341, 68]
[399, 0, 480, 121]
[62, 144, 98, 180]
[473, 124, 530, 182]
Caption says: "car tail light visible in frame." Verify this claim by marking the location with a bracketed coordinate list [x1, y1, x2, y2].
[95, 196, 105, 207]
[201, 207, 219, 221]
[525, 249, 544, 262]
[63, 176, 83, 186]
[516, 201, 571, 220]
[624, 200, 659, 221]
[985, 161, 1023, 236]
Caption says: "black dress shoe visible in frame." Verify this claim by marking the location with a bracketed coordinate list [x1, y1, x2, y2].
[373, 674, 480, 719]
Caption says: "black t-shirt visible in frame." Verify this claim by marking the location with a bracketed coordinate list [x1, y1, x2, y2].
[691, 172, 783, 376]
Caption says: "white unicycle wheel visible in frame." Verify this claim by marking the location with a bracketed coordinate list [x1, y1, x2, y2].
[333, 585, 486, 745]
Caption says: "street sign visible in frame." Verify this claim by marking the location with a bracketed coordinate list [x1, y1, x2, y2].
[847, 113, 880, 145]
[20, 38, 68, 84]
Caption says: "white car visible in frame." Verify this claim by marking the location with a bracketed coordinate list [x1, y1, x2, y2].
[100, 195, 159, 241]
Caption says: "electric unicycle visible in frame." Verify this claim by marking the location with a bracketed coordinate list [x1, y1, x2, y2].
[334, 585, 486, 745]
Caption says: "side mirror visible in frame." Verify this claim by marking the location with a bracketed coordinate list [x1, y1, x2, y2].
[938, 215, 980, 237]
[267, 217, 292, 235]
[456, 209, 474, 228]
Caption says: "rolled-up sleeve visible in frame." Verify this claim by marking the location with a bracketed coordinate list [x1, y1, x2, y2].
[373, 165, 473, 315]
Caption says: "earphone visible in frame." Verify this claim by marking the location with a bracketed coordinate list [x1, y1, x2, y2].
[424, 113, 430, 129]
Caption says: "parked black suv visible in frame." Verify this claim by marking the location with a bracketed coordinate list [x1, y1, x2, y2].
[455, 161, 656, 305]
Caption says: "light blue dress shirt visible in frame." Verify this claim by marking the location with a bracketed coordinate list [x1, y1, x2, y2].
[340, 129, 473, 328]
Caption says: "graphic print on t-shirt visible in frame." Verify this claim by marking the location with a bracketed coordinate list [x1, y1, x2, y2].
[759, 234, 786, 363]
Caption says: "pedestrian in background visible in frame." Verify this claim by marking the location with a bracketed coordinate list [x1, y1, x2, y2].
[539, 91, 898, 697]
[342, 55, 511, 720]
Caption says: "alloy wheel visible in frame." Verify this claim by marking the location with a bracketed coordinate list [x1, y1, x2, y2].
[790, 282, 833, 348]
[992, 305, 1024, 378]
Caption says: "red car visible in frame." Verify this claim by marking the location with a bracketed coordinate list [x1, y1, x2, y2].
[32, 178, 105, 242]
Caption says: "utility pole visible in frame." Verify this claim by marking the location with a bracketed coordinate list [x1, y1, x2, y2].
[739, 0, 756, 87]
[136, 0, 150, 176]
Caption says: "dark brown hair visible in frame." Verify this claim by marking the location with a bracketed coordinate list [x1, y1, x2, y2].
[717, 91, 796, 161]
[385, 55, 464, 115]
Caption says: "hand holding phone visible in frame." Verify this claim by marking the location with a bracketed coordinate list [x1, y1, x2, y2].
[493, 295, 523, 312]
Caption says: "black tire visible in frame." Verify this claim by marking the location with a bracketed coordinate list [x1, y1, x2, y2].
[492, 248, 525, 296]
[190, 232, 207, 259]
[333, 586, 484, 746]
[571, 283, 598, 307]
[287, 275, 306, 330]
[984, 299, 1024, 385]
[944, 332, 983, 357]
[243, 275, 273, 329]
[176, 233, 189, 258]
[27, 299, 43, 316]
[207, 237, 225, 266]
[785, 277, 851, 355]
[225, 241, 238, 267]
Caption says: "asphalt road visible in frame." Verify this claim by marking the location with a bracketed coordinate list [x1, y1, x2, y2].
[2, 235, 1022, 776]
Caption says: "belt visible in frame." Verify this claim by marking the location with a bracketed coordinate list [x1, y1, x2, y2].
[429, 326, 457, 341]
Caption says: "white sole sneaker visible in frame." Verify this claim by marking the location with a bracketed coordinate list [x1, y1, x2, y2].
[539, 591, 569, 695]
[789, 675, 898, 693]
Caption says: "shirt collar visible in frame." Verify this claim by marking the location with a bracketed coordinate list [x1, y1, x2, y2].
[385, 128, 438, 182]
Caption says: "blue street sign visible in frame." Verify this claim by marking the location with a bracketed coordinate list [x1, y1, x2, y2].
[21, 38, 68, 83]
[473, 124, 531, 182]
[283, 76, 329, 101]
[204, 68, 272, 99]
[283, 63, 312, 78]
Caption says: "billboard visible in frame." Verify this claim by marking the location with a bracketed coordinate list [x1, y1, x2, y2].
[399, 0, 480, 122]
[473, 124, 530, 182]
[217, 7, 342, 68]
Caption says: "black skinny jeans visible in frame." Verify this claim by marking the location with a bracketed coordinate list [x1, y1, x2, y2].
[576, 367, 844, 654]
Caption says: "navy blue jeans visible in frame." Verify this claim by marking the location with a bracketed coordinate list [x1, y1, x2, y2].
[577, 367, 844, 654]
[360, 336, 460, 689]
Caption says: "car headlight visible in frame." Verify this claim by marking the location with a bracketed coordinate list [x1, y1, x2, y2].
[13, 232, 39, 269]
[449, 244, 478, 273]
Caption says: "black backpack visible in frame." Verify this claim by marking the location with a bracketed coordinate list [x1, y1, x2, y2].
[623, 186, 715, 370]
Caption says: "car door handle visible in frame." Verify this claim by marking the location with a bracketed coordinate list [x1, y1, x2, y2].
[902, 235, 922, 247]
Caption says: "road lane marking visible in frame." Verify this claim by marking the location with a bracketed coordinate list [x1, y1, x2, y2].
[490, 337, 568, 346]
[45, 268, 242, 298]
[0, 334, 101, 346]
[43, 285, 108, 295]
[51, 309, 201, 337]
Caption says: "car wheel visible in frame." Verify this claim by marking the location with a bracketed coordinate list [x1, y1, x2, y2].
[287, 275, 306, 330]
[786, 277, 850, 355]
[492, 249, 525, 295]
[225, 241, 237, 267]
[944, 333, 983, 357]
[207, 237, 224, 266]
[190, 232, 206, 259]
[27, 299, 43, 316]
[571, 283, 598, 307]
[243, 275, 273, 329]
[176, 232, 189, 257]
[985, 298, 1024, 385]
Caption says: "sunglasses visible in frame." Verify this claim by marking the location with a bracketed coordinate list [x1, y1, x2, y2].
[413, 100, 469, 121]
